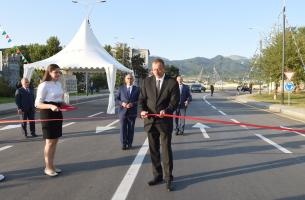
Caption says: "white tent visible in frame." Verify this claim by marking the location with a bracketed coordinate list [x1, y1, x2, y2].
[23, 18, 133, 114]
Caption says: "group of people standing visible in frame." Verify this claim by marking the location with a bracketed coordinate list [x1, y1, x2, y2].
[2, 58, 193, 192]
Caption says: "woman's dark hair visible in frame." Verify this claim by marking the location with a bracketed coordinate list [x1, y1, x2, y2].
[42, 64, 60, 82]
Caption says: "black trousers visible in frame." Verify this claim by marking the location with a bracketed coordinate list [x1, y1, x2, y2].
[120, 116, 136, 146]
[175, 107, 187, 132]
[21, 110, 35, 135]
[147, 124, 173, 181]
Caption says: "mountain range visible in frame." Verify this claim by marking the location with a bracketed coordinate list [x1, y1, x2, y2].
[149, 55, 251, 80]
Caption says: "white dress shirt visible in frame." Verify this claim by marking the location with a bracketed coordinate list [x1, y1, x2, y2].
[156, 73, 165, 89]
[35, 81, 64, 107]
[127, 85, 133, 95]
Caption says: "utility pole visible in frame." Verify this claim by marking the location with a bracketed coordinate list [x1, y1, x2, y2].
[281, 0, 286, 104]
[259, 39, 262, 95]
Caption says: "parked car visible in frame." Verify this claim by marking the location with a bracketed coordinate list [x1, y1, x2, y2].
[191, 84, 203, 93]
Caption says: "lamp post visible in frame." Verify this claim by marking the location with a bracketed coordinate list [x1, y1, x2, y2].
[249, 27, 265, 95]
[72, 0, 106, 17]
[72, 0, 107, 96]
[281, 0, 286, 105]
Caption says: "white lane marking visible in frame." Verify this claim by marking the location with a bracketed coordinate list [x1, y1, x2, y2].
[0, 145, 13, 152]
[106, 119, 120, 127]
[88, 111, 104, 118]
[230, 119, 247, 128]
[96, 126, 116, 133]
[0, 115, 18, 120]
[193, 123, 210, 138]
[218, 110, 227, 116]
[0, 124, 21, 131]
[63, 122, 76, 128]
[211, 106, 217, 109]
[111, 138, 149, 200]
[280, 126, 305, 137]
[96, 119, 120, 133]
[255, 134, 292, 154]
[72, 98, 107, 106]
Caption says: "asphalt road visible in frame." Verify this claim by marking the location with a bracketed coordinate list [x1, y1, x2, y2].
[1, 90, 305, 200]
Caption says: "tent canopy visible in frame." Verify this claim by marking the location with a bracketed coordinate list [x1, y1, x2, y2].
[23, 18, 133, 114]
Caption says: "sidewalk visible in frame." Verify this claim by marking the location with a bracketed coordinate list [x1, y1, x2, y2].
[232, 94, 305, 122]
[0, 91, 110, 115]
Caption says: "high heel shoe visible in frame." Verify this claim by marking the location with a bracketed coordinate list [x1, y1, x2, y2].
[44, 169, 58, 177]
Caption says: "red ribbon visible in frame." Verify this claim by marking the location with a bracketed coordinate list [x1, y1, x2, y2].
[0, 113, 304, 134]
[146, 114, 305, 134]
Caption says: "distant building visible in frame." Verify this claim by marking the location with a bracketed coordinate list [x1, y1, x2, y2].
[110, 43, 150, 68]
[0, 50, 21, 87]
[129, 48, 150, 68]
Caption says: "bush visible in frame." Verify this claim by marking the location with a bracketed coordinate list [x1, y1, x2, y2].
[0, 78, 15, 97]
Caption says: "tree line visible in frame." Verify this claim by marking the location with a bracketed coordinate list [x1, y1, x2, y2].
[252, 27, 305, 93]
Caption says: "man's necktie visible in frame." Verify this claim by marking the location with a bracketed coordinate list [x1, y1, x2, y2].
[127, 87, 131, 98]
[156, 80, 161, 96]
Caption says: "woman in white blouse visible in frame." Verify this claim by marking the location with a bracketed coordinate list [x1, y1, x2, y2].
[35, 64, 65, 177]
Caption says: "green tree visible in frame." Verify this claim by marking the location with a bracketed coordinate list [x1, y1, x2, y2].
[115, 43, 130, 67]
[104, 44, 113, 55]
[91, 72, 108, 91]
[131, 54, 148, 79]
[46, 36, 62, 57]
[253, 26, 305, 93]
[165, 64, 180, 78]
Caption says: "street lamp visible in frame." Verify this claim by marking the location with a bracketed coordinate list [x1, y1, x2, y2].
[114, 36, 135, 66]
[72, 0, 106, 17]
[249, 27, 265, 95]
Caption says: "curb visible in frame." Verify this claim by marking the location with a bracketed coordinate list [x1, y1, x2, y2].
[231, 95, 305, 122]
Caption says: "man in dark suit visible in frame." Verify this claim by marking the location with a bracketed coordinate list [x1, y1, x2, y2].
[15, 78, 37, 138]
[175, 76, 192, 136]
[210, 84, 215, 96]
[116, 74, 140, 150]
[139, 58, 180, 191]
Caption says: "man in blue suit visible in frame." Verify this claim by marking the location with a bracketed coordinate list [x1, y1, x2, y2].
[116, 74, 140, 150]
[15, 78, 37, 138]
[175, 76, 192, 135]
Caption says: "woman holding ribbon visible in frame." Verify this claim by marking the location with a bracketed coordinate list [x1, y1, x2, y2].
[35, 64, 65, 177]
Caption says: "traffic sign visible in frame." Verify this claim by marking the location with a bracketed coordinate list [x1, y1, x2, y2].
[284, 72, 295, 81]
[285, 82, 295, 92]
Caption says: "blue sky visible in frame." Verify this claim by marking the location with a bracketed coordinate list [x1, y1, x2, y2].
[0, 0, 304, 60]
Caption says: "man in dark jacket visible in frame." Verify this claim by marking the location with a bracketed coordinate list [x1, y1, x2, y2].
[139, 58, 180, 191]
[116, 74, 140, 150]
[175, 76, 192, 135]
[15, 78, 37, 138]
[210, 84, 215, 96]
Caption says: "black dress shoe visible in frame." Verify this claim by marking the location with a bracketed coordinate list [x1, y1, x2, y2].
[148, 177, 163, 186]
[122, 145, 127, 150]
[166, 180, 173, 191]
[175, 130, 179, 135]
[31, 133, 38, 137]
[127, 144, 132, 149]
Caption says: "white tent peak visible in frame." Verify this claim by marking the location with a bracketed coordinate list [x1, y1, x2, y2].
[23, 18, 132, 114]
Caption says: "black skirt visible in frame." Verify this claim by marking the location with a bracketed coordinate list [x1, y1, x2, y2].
[40, 102, 63, 139]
